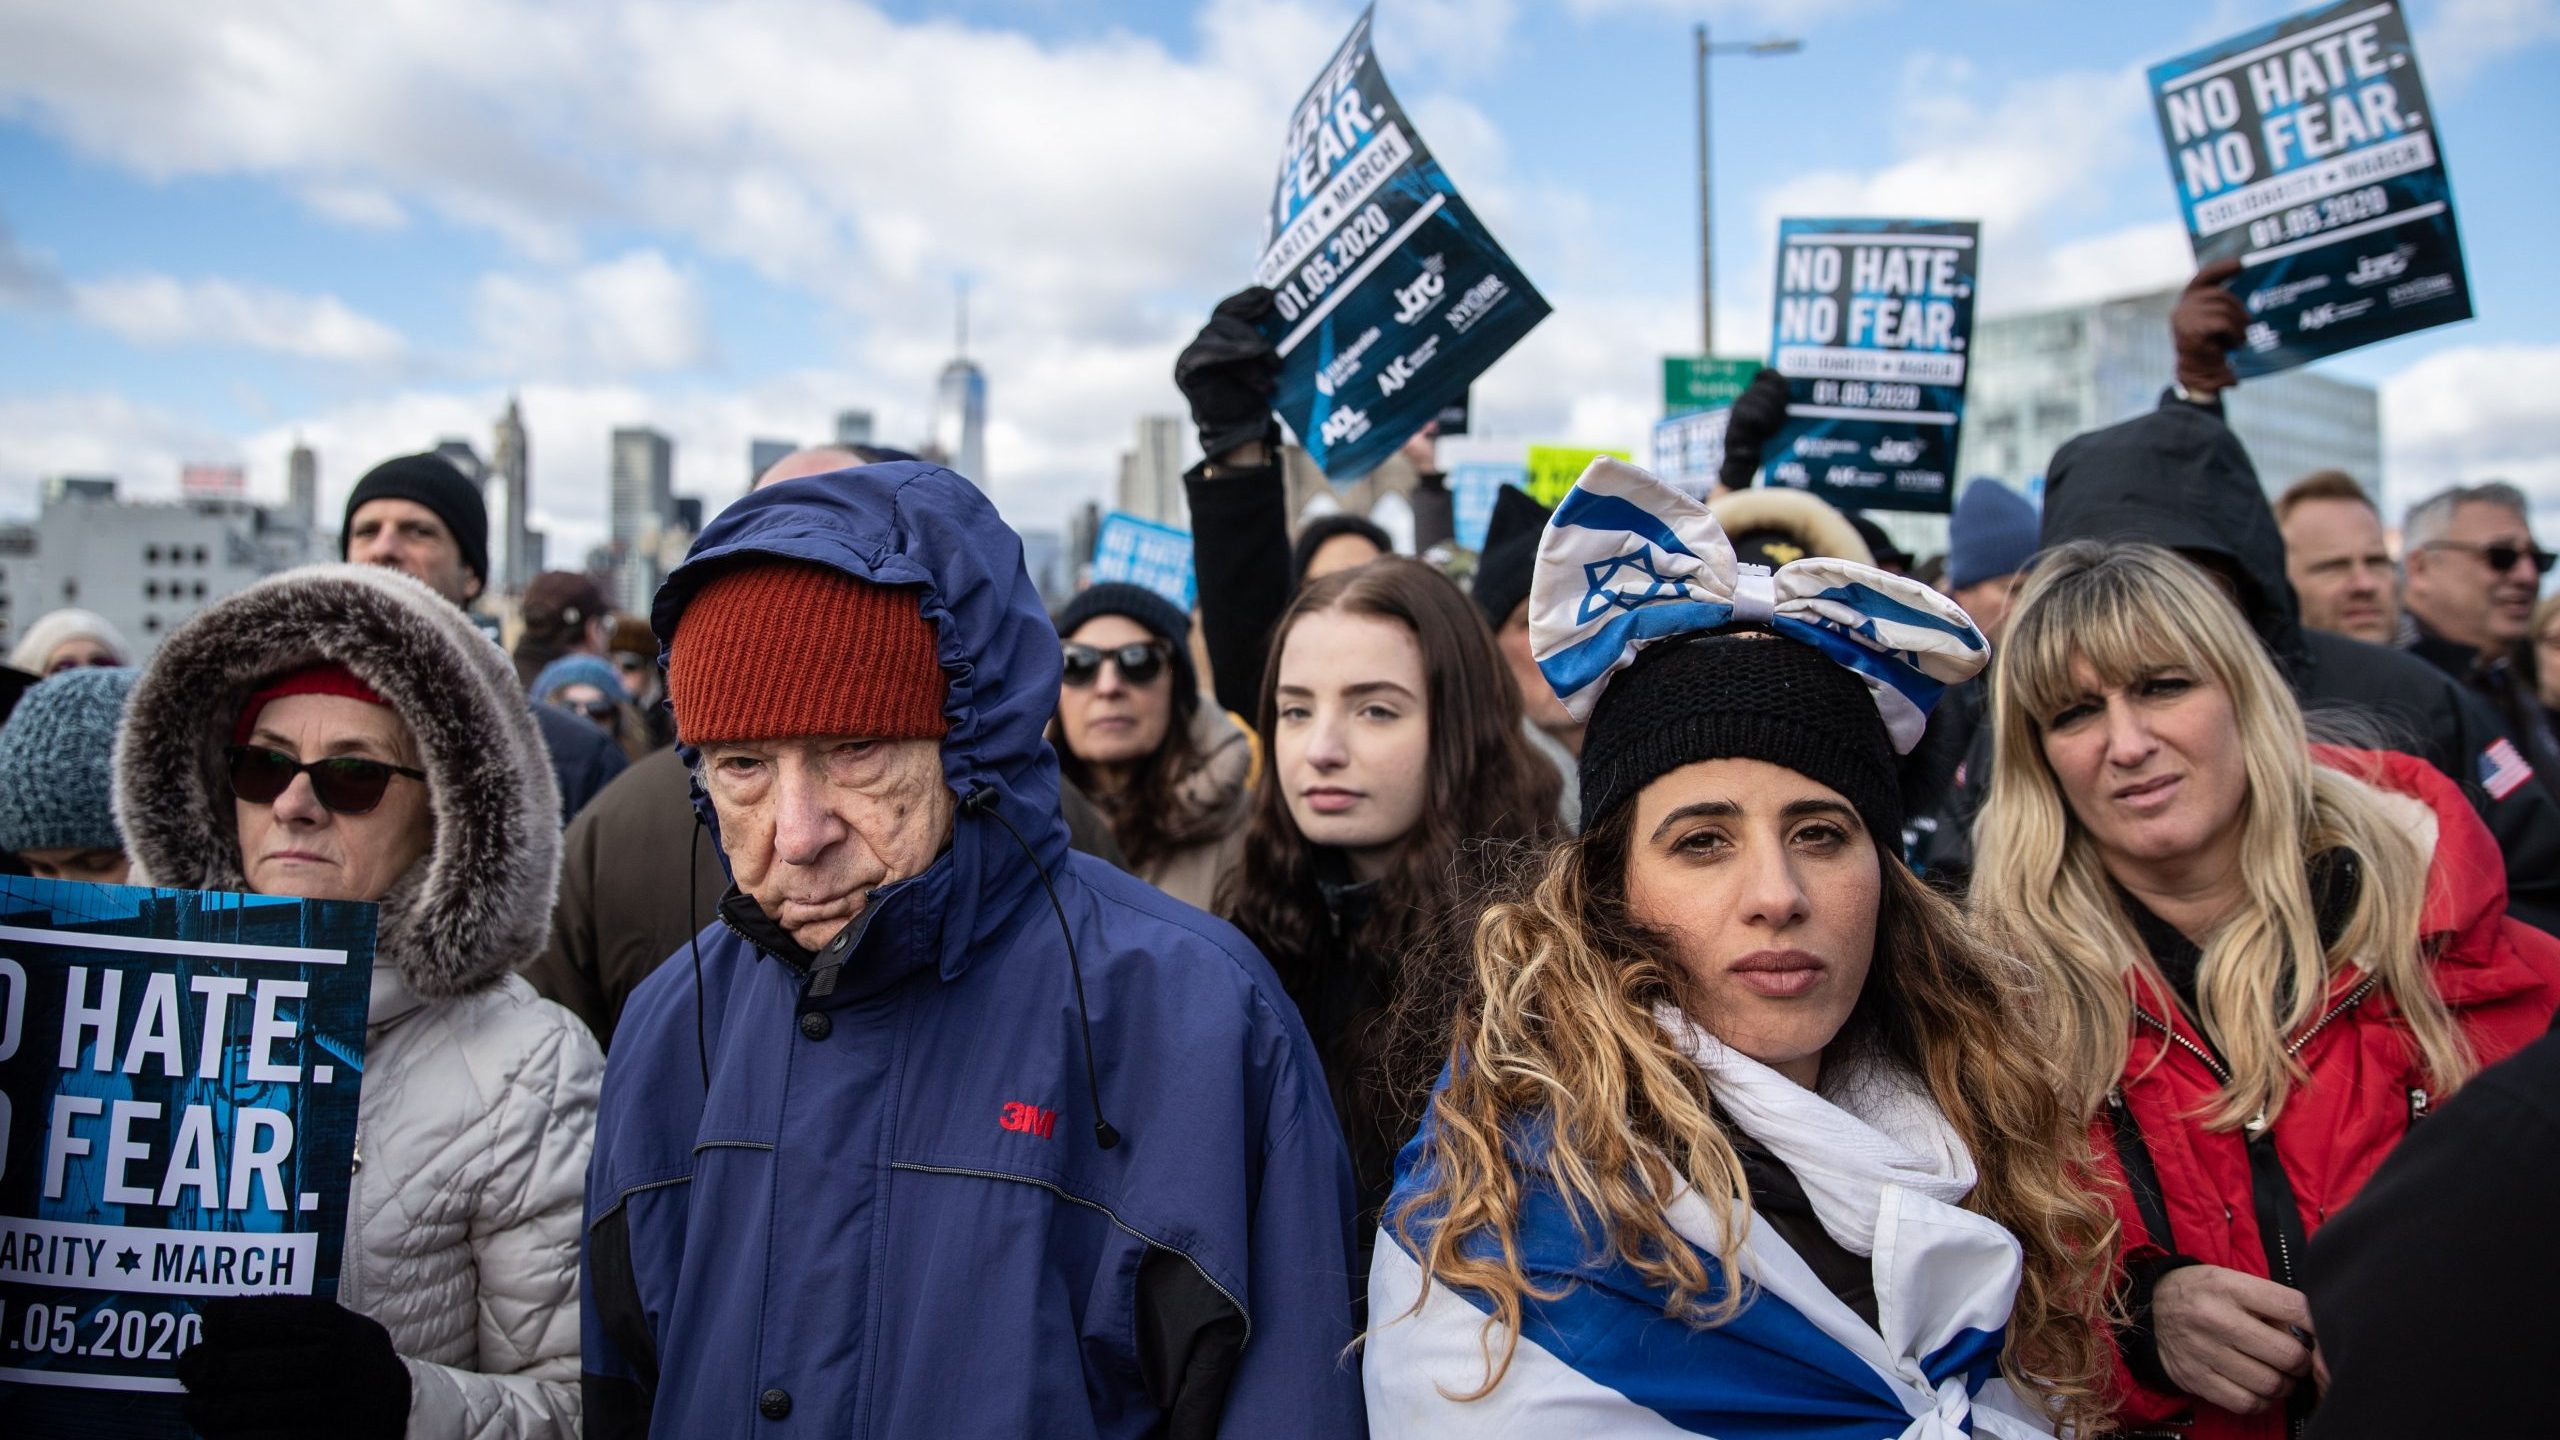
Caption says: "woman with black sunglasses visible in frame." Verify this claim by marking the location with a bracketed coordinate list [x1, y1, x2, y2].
[115, 563, 600, 1440]
[1049, 582, 1252, 911]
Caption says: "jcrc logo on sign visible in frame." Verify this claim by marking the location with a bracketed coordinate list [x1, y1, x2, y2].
[1392, 255, 1447, 326]
[2348, 247, 2412, 286]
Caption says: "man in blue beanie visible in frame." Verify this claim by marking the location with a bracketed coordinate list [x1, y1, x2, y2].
[0, 666, 140, 883]
[1944, 477, 2039, 645]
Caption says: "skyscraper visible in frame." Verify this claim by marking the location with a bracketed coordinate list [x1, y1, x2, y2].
[930, 288, 987, 486]
[610, 426, 676, 612]
[833, 410, 875, 448]
[286, 436, 318, 534]
[1114, 415, 1190, 527]
[490, 395, 533, 596]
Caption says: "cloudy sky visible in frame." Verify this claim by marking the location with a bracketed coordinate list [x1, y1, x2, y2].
[2, 0, 2554, 563]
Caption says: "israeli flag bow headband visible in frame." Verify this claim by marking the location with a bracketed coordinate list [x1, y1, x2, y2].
[1528, 458, 1989, 754]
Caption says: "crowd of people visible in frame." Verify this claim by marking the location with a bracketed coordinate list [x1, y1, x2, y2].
[1, 264, 2551, 1438]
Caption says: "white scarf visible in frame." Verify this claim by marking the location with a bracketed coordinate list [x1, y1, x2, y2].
[1652, 1002, 1976, 1255]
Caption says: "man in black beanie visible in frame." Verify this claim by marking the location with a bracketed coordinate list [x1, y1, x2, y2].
[343, 453, 494, 605]
[339, 452, 625, 821]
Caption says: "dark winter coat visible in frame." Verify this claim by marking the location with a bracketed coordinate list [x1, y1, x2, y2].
[1930, 395, 2560, 935]
[2096, 748, 2560, 1440]
[580, 462, 1366, 1440]
[2302, 1025, 2559, 1439]
[1185, 453, 1296, 719]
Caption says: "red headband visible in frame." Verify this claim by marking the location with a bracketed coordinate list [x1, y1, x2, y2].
[232, 663, 390, 745]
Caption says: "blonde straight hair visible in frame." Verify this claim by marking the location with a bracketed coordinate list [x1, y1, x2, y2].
[1972, 542, 2472, 1130]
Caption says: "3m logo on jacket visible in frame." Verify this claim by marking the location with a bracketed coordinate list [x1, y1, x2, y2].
[998, 1101, 1056, 1139]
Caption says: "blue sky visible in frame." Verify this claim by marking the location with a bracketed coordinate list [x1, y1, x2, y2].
[2, 0, 2554, 560]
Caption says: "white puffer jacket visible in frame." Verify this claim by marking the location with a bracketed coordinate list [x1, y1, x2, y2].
[118, 563, 601, 1438]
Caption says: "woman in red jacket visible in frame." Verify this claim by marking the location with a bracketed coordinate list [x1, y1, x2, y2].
[1971, 541, 2560, 1439]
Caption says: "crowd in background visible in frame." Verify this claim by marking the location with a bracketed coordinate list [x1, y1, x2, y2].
[0, 264, 2552, 1439]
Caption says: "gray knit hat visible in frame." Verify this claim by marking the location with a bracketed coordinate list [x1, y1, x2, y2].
[0, 666, 139, 855]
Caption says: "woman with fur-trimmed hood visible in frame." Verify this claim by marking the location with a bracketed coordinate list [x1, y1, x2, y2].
[116, 563, 601, 1440]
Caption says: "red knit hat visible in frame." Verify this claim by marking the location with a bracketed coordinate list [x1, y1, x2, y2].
[667, 561, 948, 745]
[233, 663, 391, 744]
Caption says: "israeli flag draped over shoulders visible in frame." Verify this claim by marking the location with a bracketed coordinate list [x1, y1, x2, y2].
[1527, 458, 1988, 750]
[1364, 1030, 2058, 1439]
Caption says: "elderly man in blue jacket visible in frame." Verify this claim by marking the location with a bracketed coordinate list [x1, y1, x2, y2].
[580, 461, 1365, 1438]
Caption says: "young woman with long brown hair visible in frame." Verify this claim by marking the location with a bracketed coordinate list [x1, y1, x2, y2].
[1221, 556, 1562, 1235]
[1365, 461, 2114, 1437]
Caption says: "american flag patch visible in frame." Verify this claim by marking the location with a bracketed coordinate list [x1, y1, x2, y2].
[2480, 737, 2535, 801]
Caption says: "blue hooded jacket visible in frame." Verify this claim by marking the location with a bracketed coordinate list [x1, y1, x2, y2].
[581, 463, 1366, 1438]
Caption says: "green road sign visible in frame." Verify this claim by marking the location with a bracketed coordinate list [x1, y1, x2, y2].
[1663, 356, 1761, 416]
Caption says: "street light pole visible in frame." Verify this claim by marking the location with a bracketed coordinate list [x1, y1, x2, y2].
[1697, 23, 1712, 356]
[1695, 26, 1804, 358]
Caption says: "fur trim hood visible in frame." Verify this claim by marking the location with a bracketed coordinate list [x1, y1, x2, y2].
[115, 563, 560, 1001]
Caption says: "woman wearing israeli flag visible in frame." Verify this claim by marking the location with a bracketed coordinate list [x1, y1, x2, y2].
[1363, 458, 2113, 1437]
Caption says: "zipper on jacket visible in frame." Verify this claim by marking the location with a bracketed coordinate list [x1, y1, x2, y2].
[2130, 999, 2325, 1439]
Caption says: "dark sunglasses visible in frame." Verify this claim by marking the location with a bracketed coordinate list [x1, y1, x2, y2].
[224, 744, 426, 816]
[2430, 539, 2557, 576]
[1061, 641, 1169, 688]
[551, 694, 620, 722]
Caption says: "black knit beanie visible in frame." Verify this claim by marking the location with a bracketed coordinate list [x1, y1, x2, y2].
[341, 454, 490, 587]
[1580, 631, 1900, 843]
[1471, 484, 1551, 629]
[1053, 582, 1197, 698]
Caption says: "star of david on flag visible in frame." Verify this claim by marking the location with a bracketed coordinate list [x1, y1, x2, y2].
[1526, 457, 1989, 749]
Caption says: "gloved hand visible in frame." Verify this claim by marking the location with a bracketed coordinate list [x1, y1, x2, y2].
[177, 1294, 411, 1439]
[1174, 286, 1281, 461]
[1715, 367, 1793, 494]
[2171, 255, 2248, 400]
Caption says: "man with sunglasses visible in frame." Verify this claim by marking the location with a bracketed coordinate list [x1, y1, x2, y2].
[2402, 481, 2560, 805]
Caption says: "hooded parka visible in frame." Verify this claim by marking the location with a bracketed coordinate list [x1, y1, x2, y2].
[116, 562, 602, 1438]
[2095, 747, 2560, 1439]
[580, 462, 1365, 1439]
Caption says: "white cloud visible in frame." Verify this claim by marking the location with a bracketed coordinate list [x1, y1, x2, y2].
[472, 250, 710, 378]
[0, 392, 240, 511]
[300, 183, 408, 230]
[2378, 344, 2560, 537]
[2417, 0, 2560, 87]
[68, 274, 407, 362]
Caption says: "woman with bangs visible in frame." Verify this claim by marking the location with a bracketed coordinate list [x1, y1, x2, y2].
[1971, 542, 2560, 1439]
[1365, 461, 2114, 1439]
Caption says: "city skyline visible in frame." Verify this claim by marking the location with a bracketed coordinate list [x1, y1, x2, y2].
[2, 2, 2555, 554]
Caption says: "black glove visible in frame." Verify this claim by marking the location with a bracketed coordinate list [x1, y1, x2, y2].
[1716, 367, 1793, 493]
[177, 1295, 411, 1439]
[2171, 255, 2247, 401]
[1174, 286, 1281, 461]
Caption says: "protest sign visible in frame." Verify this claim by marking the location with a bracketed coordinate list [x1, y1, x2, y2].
[1760, 218, 1978, 515]
[1090, 511, 1197, 611]
[0, 877, 375, 1437]
[1663, 357, 1760, 418]
[1651, 409, 1731, 500]
[2149, 0, 2470, 376]
[1256, 5, 1549, 481]
[1446, 459, 1528, 551]
[1525, 445, 1630, 508]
